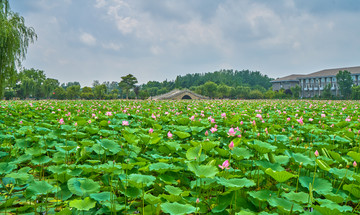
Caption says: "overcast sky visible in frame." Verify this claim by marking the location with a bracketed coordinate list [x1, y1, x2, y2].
[10, 0, 360, 87]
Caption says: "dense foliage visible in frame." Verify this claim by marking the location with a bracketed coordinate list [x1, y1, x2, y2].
[1, 100, 360, 214]
[0, 0, 37, 97]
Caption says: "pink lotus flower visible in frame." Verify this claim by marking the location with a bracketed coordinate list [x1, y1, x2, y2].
[309, 118, 313, 121]
[346, 118, 351, 122]
[88, 120, 91, 124]
[75, 122, 78, 126]
[189, 115, 195, 121]
[196, 198, 200, 204]
[105, 112, 112, 116]
[353, 161, 357, 167]
[228, 128, 236, 136]
[59, 118, 65, 125]
[240, 121, 243, 125]
[221, 113, 226, 118]
[149, 128, 154, 134]
[218, 160, 230, 170]
[297, 118, 304, 125]
[205, 130, 209, 136]
[314, 150, 319, 157]
[92, 113, 96, 118]
[229, 141, 234, 150]
[287, 117, 291, 121]
[122, 121, 129, 126]
[19, 120, 23, 124]
[151, 113, 156, 119]
[321, 114, 325, 118]
[167, 131, 173, 139]
[210, 127, 217, 133]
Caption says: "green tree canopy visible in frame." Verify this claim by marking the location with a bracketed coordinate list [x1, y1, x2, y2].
[0, 0, 37, 98]
[336, 70, 353, 99]
[119, 74, 138, 99]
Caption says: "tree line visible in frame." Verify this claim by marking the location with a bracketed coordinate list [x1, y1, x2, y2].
[3, 68, 278, 100]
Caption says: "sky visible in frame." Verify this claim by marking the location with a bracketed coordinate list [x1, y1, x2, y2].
[10, 0, 360, 87]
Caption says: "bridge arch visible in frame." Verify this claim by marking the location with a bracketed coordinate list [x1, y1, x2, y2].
[181, 95, 192, 99]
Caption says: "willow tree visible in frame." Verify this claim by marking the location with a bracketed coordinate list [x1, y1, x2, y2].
[0, 0, 37, 98]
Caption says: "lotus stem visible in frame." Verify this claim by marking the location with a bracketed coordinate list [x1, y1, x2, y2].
[335, 168, 348, 194]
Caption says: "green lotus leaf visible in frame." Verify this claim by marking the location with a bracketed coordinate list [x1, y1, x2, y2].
[329, 168, 355, 180]
[324, 193, 345, 204]
[187, 162, 218, 178]
[164, 141, 182, 151]
[31, 155, 52, 165]
[124, 186, 141, 198]
[67, 178, 100, 196]
[26, 180, 54, 197]
[281, 191, 309, 204]
[103, 202, 125, 212]
[267, 197, 303, 212]
[123, 133, 140, 144]
[248, 190, 275, 201]
[186, 145, 202, 160]
[69, 197, 96, 211]
[173, 131, 191, 139]
[248, 140, 277, 154]
[232, 147, 253, 160]
[299, 176, 332, 195]
[235, 210, 256, 215]
[347, 151, 360, 163]
[99, 139, 121, 154]
[0, 162, 17, 174]
[90, 192, 112, 202]
[255, 160, 284, 171]
[144, 193, 162, 204]
[128, 174, 156, 188]
[316, 198, 352, 212]
[47, 165, 67, 174]
[165, 185, 183, 195]
[216, 177, 256, 189]
[316, 159, 331, 171]
[291, 152, 314, 167]
[159, 174, 178, 185]
[149, 162, 172, 173]
[265, 168, 297, 183]
[343, 184, 360, 198]
[161, 202, 196, 215]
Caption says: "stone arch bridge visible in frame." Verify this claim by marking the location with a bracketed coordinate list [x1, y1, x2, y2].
[150, 89, 209, 100]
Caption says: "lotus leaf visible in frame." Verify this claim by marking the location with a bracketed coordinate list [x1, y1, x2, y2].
[281, 191, 309, 204]
[26, 180, 54, 197]
[186, 145, 202, 160]
[299, 176, 332, 194]
[128, 174, 156, 188]
[343, 184, 360, 198]
[216, 177, 256, 189]
[67, 178, 100, 196]
[187, 162, 218, 178]
[265, 168, 297, 183]
[267, 197, 303, 212]
[161, 202, 196, 215]
[69, 197, 96, 211]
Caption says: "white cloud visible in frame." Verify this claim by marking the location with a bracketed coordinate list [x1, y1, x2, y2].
[102, 42, 122, 51]
[79, 32, 96, 46]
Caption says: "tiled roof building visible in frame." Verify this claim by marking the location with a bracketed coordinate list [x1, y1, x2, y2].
[271, 66, 360, 98]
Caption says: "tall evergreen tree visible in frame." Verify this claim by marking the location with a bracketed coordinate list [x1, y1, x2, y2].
[336, 70, 353, 99]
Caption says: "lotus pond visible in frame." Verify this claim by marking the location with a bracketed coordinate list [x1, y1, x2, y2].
[1, 99, 360, 214]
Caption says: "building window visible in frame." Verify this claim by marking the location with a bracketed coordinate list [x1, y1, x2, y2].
[332, 77, 336, 82]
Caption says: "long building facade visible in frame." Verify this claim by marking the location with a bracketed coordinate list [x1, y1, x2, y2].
[271, 66, 360, 98]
